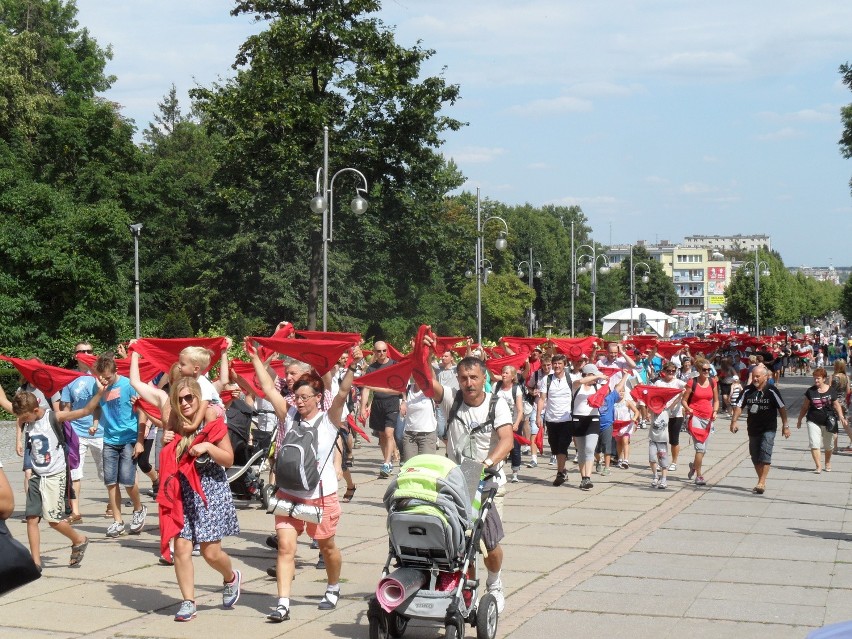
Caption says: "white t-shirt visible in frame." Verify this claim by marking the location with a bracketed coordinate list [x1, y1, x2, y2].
[538, 373, 574, 422]
[404, 387, 437, 433]
[281, 407, 339, 500]
[439, 387, 511, 483]
[572, 383, 600, 417]
[496, 384, 520, 422]
[196, 374, 221, 405]
[27, 410, 65, 477]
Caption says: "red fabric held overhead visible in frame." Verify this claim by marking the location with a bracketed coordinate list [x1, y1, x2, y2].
[0, 355, 86, 396]
[130, 337, 228, 375]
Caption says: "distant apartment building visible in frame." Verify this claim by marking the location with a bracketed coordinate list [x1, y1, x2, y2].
[606, 240, 732, 319]
[683, 234, 770, 254]
[787, 265, 841, 285]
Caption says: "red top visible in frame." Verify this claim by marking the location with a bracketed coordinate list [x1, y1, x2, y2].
[687, 378, 715, 419]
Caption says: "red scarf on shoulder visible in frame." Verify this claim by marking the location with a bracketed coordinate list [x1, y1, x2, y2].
[156, 418, 227, 562]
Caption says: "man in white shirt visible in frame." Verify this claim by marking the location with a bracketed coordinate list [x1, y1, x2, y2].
[536, 354, 575, 486]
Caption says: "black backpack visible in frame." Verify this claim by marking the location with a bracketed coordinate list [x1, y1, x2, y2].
[445, 389, 501, 435]
[274, 412, 338, 492]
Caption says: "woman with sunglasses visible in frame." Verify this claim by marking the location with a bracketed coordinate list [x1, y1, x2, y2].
[246, 338, 363, 623]
[681, 357, 719, 486]
[129, 354, 241, 622]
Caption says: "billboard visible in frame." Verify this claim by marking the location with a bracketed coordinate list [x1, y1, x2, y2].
[708, 295, 726, 308]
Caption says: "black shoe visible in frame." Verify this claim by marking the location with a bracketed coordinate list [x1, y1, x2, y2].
[580, 477, 593, 490]
[267, 604, 290, 622]
[266, 566, 277, 578]
[316, 554, 326, 570]
[553, 471, 567, 487]
[266, 534, 278, 550]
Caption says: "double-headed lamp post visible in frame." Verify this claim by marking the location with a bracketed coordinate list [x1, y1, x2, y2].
[466, 187, 508, 344]
[129, 223, 143, 339]
[629, 247, 650, 335]
[517, 249, 543, 337]
[577, 244, 610, 336]
[309, 126, 369, 331]
[742, 247, 770, 336]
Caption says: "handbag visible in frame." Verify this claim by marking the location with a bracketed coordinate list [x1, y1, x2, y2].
[825, 411, 839, 434]
[0, 519, 42, 595]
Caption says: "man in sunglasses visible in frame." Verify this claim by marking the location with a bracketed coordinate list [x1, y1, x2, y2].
[359, 341, 401, 478]
[60, 341, 104, 524]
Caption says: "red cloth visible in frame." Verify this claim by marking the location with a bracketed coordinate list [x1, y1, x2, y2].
[500, 337, 547, 353]
[0, 355, 86, 396]
[654, 343, 685, 359]
[130, 337, 228, 375]
[230, 360, 269, 398]
[686, 378, 715, 419]
[76, 353, 161, 383]
[346, 414, 371, 442]
[612, 420, 635, 438]
[354, 358, 413, 394]
[451, 345, 469, 359]
[629, 385, 681, 414]
[156, 418, 228, 562]
[295, 329, 361, 343]
[410, 325, 436, 398]
[687, 415, 713, 443]
[484, 353, 532, 378]
[249, 337, 353, 376]
[534, 427, 544, 452]
[513, 433, 531, 446]
[550, 337, 600, 359]
[133, 397, 163, 422]
[386, 343, 406, 362]
[257, 324, 296, 362]
[686, 340, 723, 356]
[433, 336, 469, 354]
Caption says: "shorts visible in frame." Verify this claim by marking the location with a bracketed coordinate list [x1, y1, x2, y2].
[748, 430, 776, 465]
[400, 430, 438, 463]
[668, 417, 683, 446]
[102, 442, 138, 487]
[545, 420, 573, 456]
[275, 491, 341, 539]
[806, 421, 834, 452]
[25, 472, 69, 523]
[71, 436, 104, 482]
[595, 425, 614, 455]
[369, 397, 400, 435]
[648, 441, 669, 468]
[573, 415, 600, 438]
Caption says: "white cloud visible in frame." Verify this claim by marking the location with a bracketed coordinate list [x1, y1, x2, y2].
[446, 147, 507, 164]
[755, 127, 804, 141]
[509, 96, 593, 116]
[757, 106, 837, 123]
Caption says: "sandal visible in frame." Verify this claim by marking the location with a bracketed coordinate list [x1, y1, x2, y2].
[342, 486, 357, 503]
[69, 538, 89, 567]
[752, 485, 765, 495]
[64, 514, 83, 525]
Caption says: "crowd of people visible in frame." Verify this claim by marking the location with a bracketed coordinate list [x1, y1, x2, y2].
[1, 324, 850, 623]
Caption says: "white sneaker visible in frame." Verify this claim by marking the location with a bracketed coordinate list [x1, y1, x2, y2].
[668, 463, 677, 472]
[510, 474, 520, 483]
[487, 579, 505, 613]
[129, 505, 147, 535]
[650, 474, 659, 488]
[548, 455, 557, 466]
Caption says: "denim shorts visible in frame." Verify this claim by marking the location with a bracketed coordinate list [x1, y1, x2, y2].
[749, 430, 776, 465]
[102, 442, 138, 486]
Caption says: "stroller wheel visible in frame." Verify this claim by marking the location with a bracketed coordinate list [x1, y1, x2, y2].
[369, 611, 390, 639]
[444, 622, 462, 639]
[475, 593, 499, 639]
[261, 483, 275, 511]
[388, 611, 408, 638]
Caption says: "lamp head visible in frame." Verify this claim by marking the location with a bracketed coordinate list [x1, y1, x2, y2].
[129, 223, 143, 235]
[495, 232, 507, 251]
[535, 269, 543, 278]
[517, 269, 524, 278]
[465, 269, 474, 278]
[761, 268, 770, 277]
[599, 265, 610, 274]
[310, 194, 327, 214]
[350, 194, 368, 214]
[641, 275, 649, 284]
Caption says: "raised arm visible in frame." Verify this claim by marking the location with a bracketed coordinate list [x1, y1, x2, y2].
[328, 346, 364, 427]
[129, 350, 170, 412]
[244, 337, 289, 421]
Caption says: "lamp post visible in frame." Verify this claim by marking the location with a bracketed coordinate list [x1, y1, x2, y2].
[742, 247, 770, 336]
[629, 246, 650, 335]
[577, 244, 610, 335]
[517, 248, 543, 337]
[309, 126, 369, 331]
[129, 223, 143, 339]
[467, 187, 508, 343]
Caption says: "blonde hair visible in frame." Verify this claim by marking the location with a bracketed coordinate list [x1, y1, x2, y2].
[180, 346, 212, 371]
[169, 377, 203, 460]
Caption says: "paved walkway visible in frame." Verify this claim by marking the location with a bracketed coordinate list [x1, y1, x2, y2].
[0, 374, 848, 638]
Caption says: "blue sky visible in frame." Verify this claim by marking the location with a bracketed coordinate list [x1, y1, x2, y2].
[75, 0, 852, 269]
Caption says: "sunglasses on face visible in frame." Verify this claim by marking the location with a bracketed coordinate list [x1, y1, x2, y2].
[701, 367, 711, 372]
[178, 394, 196, 405]
[76, 349, 93, 354]
[375, 349, 387, 353]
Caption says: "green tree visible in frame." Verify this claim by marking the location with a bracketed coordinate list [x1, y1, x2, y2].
[190, 0, 465, 333]
[840, 62, 852, 194]
[841, 276, 852, 323]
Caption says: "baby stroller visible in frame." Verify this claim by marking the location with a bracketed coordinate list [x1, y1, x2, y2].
[367, 454, 500, 639]
[226, 417, 274, 509]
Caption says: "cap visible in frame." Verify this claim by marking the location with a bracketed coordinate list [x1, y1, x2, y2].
[581, 363, 601, 375]
[533, 346, 543, 352]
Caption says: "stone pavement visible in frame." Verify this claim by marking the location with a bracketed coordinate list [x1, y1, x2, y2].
[1, 373, 849, 638]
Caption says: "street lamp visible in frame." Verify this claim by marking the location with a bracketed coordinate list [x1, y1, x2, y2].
[742, 247, 770, 336]
[629, 246, 650, 336]
[517, 248, 543, 337]
[577, 244, 610, 336]
[470, 187, 508, 343]
[129, 223, 143, 339]
[309, 126, 369, 331]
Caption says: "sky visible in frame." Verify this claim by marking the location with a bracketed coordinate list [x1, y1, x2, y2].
[74, 0, 852, 269]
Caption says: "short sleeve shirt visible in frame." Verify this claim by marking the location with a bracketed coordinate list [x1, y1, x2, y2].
[538, 373, 573, 422]
[99, 376, 140, 446]
[61, 376, 100, 438]
[735, 384, 786, 435]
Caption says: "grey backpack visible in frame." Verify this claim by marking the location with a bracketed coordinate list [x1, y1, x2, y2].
[275, 413, 337, 492]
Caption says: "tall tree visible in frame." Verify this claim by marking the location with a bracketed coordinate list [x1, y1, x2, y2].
[190, 0, 465, 334]
[840, 62, 852, 194]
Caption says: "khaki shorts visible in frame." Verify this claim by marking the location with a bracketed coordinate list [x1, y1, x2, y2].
[25, 472, 68, 523]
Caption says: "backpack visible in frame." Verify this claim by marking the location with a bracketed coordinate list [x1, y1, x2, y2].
[47, 411, 80, 471]
[274, 412, 339, 493]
